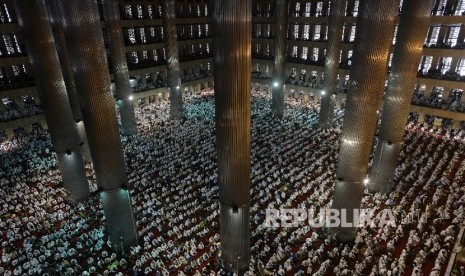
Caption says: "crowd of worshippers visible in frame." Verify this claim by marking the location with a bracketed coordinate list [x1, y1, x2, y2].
[0, 97, 43, 122]
[132, 73, 168, 94]
[411, 88, 465, 113]
[180, 67, 213, 83]
[285, 72, 323, 89]
[1, 87, 465, 275]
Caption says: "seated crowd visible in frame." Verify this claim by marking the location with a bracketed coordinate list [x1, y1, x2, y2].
[411, 88, 465, 113]
[0, 87, 464, 275]
[132, 73, 168, 93]
[0, 98, 43, 122]
[181, 68, 213, 83]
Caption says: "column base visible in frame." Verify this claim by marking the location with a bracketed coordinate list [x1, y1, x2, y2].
[169, 87, 183, 120]
[100, 188, 138, 252]
[56, 148, 90, 204]
[272, 86, 284, 118]
[369, 140, 402, 194]
[319, 113, 334, 129]
[76, 121, 92, 163]
[319, 95, 335, 128]
[169, 108, 183, 120]
[329, 179, 364, 242]
[272, 109, 284, 118]
[119, 99, 138, 136]
[220, 202, 250, 273]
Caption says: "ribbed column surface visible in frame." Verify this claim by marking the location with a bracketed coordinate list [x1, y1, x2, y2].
[213, 0, 251, 271]
[14, 0, 89, 204]
[103, 0, 137, 135]
[76, 121, 92, 162]
[332, 0, 397, 242]
[271, 0, 288, 118]
[58, 0, 137, 250]
[379, 0, 434, 143]
[371, 0, 434, 193]
[162, 0, 183, 120]
[45, 0, 92, 163]
[45, 0, 82, 122]
[336, 0, 397, 180]
[319, 0, 345, 128]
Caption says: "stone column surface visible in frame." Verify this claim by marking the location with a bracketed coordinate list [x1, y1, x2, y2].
[162, 0, 183, 119]
[271, 0, 288, 118]
[45, 0, 92, 162]
[330, 0, 398, 242]
[13, 0, 89, 204]
[102, 0, 138, 135]
[370, 0, 434, 194]
[57, 0, 137, 251]
[319, 0, 345, 128]
[213, 0, 252, 272]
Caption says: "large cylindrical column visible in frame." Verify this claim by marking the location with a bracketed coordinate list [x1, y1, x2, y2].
[162, 0, 183, 119]
[213, 0, 251, 272]
[102, 0, 137, 135]
[331, 0, 397, 242]
[319, 0, 345, 128]
[271, 0, 288, 118]
[45, 0, 92, 162]
[58, 0, 137, 251]
[370, 0, 434, 194]
[13, 0, 89, 204]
